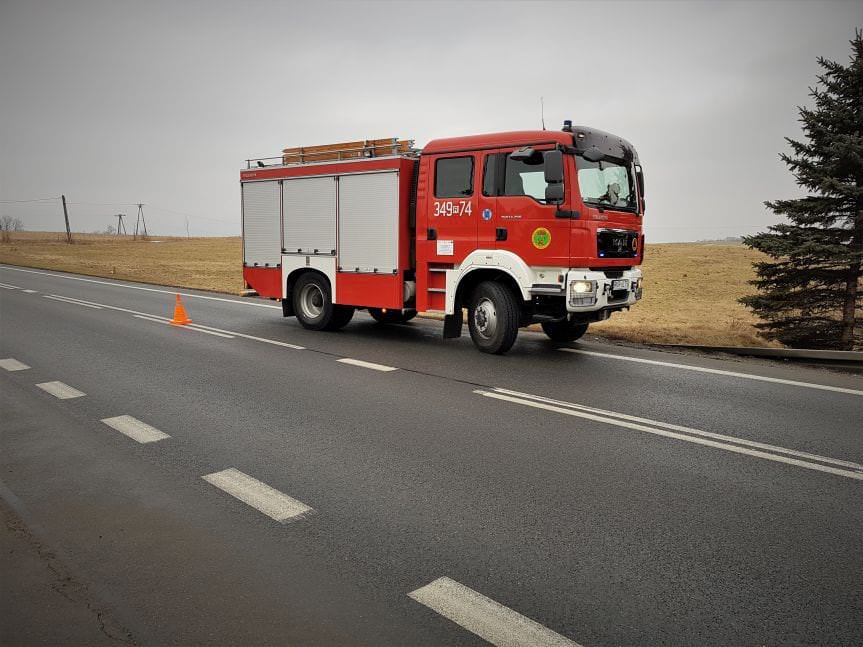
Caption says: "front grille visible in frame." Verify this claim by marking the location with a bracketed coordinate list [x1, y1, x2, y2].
[597, 229, 639, 259]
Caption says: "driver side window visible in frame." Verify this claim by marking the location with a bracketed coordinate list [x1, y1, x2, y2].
[483, 152, 549, 203]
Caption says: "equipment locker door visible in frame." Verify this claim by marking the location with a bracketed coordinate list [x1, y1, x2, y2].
[241, 180, 281, 267]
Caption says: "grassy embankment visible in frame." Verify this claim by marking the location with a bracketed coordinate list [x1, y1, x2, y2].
[0, 232, 772, 347]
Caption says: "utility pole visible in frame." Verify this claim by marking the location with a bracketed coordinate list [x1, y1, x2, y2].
[61, 194, 72, 243]
[116, 214, 127, 235]
[134, 203, 148, 238]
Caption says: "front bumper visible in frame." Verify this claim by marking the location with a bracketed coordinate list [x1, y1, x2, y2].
[565, 268, 643, 312]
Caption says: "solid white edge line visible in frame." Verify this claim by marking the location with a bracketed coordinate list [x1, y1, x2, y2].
[337, 357, 398, 372]
[0, 358, 30, 371]
[133, 314, 169, 323]
[101, 415, 170, 443]
[44, 295, 103, 309]
[560, 348, 863, 397]
[475, 390, 863, 482]
[189, 323, 305, 349]
[185, 325, 235, 338]
[408, 576, 582, 647]
[132, 314, 235, 338]
[201, 468, 313, 522]
[27, 290, 301, 349]
[492, 387, 863, 471]
[36, 381, 86, 399]
[0, 265, 281, 309]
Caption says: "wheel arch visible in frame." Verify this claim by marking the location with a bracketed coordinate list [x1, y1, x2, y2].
[453, 268, 524, 315]
[446, 250, 534, 316]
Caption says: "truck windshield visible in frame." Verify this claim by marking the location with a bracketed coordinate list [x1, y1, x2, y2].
[575, 154, 637, 212]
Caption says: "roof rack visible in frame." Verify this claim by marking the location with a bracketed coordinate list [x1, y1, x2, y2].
[245, 138, 418, 169]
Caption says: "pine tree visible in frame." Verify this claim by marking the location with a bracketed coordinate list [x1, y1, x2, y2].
[741, 30, 863, 350]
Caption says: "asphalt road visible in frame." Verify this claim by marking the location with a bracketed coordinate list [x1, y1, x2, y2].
[1, 263, 861, 647]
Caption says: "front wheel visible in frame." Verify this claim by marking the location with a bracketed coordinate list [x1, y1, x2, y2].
[541, 319, 589, 342]
[467, 281, 520, 354]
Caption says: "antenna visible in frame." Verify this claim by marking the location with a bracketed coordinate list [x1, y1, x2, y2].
[540, 96, 546, 131]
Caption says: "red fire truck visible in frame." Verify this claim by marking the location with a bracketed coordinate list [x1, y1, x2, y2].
[240, 122, 644, 354]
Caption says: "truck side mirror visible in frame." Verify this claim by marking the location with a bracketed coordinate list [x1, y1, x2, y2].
[544, 150, 564, 183]
[509, 146, 536, 161]
[545, 183, 564, 204]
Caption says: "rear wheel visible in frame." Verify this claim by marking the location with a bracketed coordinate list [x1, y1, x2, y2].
[467, 281, 519, 354]
[541, 319, 589, 342]
[368, 308, 417, 324]
[293, 273, 354, 331]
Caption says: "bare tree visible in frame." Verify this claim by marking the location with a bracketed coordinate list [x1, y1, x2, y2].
[0, 215, 23, 243]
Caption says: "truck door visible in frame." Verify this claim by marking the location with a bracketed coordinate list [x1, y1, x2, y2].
[480, 148, 571, 267]
[424, 154, 479, 264]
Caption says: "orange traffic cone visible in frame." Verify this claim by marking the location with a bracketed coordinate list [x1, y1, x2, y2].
[170, 293, 192, 326]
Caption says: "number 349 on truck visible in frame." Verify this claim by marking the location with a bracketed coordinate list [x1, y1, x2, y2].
[240, 122, 645, 354]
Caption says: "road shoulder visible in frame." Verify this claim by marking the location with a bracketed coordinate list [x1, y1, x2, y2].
[0, 491, 136, 646]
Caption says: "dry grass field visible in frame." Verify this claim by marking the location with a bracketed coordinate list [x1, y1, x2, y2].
[0, 231, 773, 347]
[0, 232, 244, 293]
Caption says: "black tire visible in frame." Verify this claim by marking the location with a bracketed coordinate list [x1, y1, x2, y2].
[541, 319, 589, 342]
[292, 272, 354, 331]
[368, 308, 417, 324]
[326, 305, 355, 331]
[467, 281, 520, 354]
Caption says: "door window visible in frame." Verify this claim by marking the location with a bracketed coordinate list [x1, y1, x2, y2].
[434, 157, 474, 198]
[483, 152, 550, 203]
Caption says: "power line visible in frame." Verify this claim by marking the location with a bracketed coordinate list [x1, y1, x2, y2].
[0, 196, 60, 203]
[146, 204, 234, 224]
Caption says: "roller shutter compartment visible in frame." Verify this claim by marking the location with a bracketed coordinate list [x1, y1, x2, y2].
[242, 181, 281, 266]
[283, 176, 337, 255]
[338, 171, 399, 274]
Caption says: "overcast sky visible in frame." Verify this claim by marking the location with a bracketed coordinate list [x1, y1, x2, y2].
[0, 0, 859, 241]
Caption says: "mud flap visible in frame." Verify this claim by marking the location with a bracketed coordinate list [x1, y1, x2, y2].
[443, 309, 463, 339]
[281, 297, 294, 318]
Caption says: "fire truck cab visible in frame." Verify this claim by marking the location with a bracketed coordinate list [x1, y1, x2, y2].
[240, 123, 645, 354]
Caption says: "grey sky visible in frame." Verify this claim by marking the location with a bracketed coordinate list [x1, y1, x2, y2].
[0, 0, 859, 242]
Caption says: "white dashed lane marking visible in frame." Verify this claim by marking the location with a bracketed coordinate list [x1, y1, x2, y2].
[476, 388, 863, 481]
[36, 381, 86, 399]
[21, 289, 38, 294]
[560, 348, 863, 396]
[101, 415, 170, 443]
[408, 576, 582, 647]
[202, 468, 313, 523]
[0, 282, 19, 289]
[0, 358, 30, 371]
[337, 358, 398, 372]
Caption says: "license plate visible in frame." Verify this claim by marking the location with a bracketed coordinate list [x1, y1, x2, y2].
[612, 279, 630, 291]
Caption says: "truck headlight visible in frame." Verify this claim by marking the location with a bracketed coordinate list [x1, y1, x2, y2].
[569, 280, 597, 307]
[570, 280, 596, 295]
